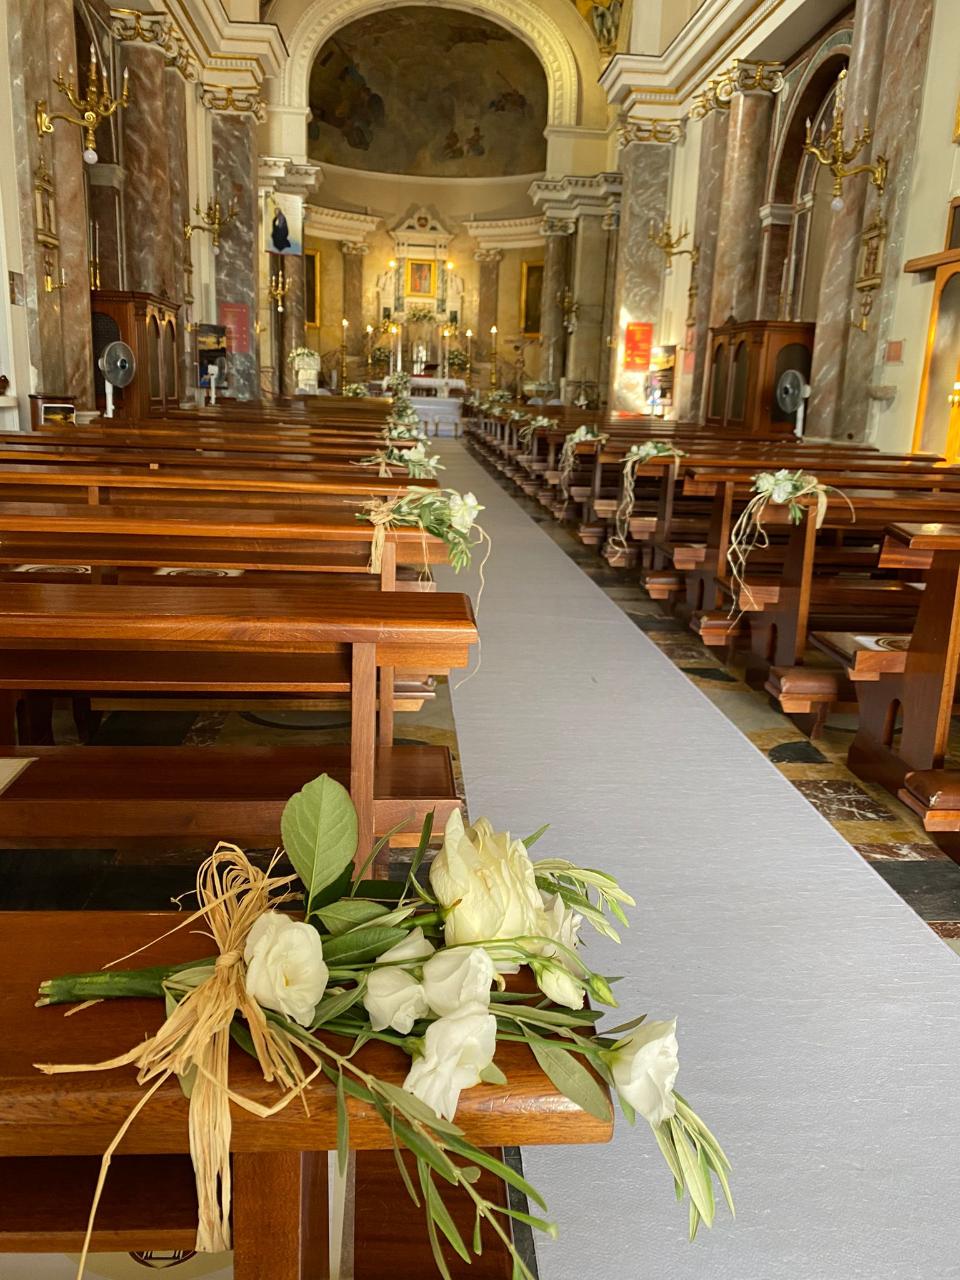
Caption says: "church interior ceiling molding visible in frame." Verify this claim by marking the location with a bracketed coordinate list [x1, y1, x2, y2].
[305, 7, 548, 178]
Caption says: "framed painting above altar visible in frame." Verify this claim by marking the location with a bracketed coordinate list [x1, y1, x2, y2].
[406, 260, 436, 297]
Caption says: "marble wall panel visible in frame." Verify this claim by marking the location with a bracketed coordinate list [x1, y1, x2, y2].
[164, 68, 190, 398]
[566, 213, 608, 396]
[476, 250, 501, 373]
[609, 140, 672, 409]
[212, 113, 258, 399]
[598, 216, 618, 406]
[121, 43, 173, 298]
[540, 227, 571, 391]
[683, 110, 728, 421]
[837, 0, 934, 440]
[807, 0, 892, 436]
[709, 92, 775, 329]
[279, 253, 305, 396]
[341, 244, 365, 358]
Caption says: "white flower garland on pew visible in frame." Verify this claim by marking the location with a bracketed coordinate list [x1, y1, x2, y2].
[609, 442, 685, 554]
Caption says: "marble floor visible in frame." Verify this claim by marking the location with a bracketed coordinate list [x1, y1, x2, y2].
[466, 449, 960, 952]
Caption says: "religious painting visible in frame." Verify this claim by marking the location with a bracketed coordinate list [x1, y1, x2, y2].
[264, 193, 302, 256]
[573, 0, 624, 56]
[520, 261, 544, 336]
[406, 260, 436, 298]
[308, 7, 547, 178]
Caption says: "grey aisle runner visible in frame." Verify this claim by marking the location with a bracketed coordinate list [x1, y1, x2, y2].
[437, 440, 960, 1280]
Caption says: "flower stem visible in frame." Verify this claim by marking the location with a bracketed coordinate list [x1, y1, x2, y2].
[36, 958, 211, 1006]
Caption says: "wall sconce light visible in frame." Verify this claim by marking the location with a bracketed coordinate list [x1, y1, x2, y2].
[36, 43, 128, 164]
[184, 193, 239, 255]
[489, 324, 499, 390]
[648, 219, 699, 276]
[949, 381, 960, 411]
[340, 318, 349, 387]
[804, 69, 887, 212]
[43, 255, 67, 293]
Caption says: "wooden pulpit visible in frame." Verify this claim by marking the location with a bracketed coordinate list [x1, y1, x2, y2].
[704, 317, 815, 435]
[90, 290, 180, 420]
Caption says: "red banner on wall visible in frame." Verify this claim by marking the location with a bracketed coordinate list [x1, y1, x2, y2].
[623, 321, 654, 372]
[218, 302, 250, 355]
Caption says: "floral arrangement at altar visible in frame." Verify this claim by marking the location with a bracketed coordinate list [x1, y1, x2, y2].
[37, 777, 733, 1278]
[358, 487, 486, 572]
[400, 304, 437, 325]
[342, 382, 369, 398]
[360, 440, 445, 479]
[286, 346, 320, 366]
[446, 348, 469, 373]
[385, 371, 412, 396]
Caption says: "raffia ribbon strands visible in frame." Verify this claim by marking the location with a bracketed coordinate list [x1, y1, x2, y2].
[608, 446, 684, 555]
[35, 847, 326, 1279]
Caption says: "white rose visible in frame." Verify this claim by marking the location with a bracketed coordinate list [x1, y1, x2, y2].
[448, 492, 483, 534]
[403, 1009, 497, 1121]
[422, 946, 495, 1018]
[533, 959, 585, 1011]
[430, 811, 544, 954]
[243, 912, 328, 1028]
[364, 968, 429, 1033]
[610, 1019, 680, 1126]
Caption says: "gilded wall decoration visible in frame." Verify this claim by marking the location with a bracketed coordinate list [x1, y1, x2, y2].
[307, 7, 548, 177]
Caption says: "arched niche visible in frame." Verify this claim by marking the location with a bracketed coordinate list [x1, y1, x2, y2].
[758, 42, 850, 321]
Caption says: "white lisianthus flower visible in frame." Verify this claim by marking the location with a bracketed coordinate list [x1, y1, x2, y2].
[379, 926, 435, 966]
[610, 1019, 680, 1125]
[403, 1009, 497, 1121]
[447, 491, 483, 534]
[532, 958, 585, 1011]
[430, 811, 544, 956]
[364, 968, 430, 1033]
[422, 946, 495, 1018]
[243, 912, 328, 1028]
[539, 892, 583, 961]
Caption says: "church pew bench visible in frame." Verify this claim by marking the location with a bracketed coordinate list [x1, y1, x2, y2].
[0, 912, 610, 1276]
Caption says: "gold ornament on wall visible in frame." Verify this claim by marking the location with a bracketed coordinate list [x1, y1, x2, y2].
[803, 69, 887, 212]
[36, 42, 129, 165]
[850, 212, 887, 333]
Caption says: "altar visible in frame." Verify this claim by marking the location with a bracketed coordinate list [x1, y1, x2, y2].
[379, 375, 467, 397]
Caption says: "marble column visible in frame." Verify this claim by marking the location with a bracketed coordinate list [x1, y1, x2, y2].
[341, 242, 367, 357]
[807, 0, 892, 436]
[709, 89, 777, 328]
[598, 210, 619, 406]
[540, 220, 573, 393]
[121, 42, 174, 298]
[609, 138, 673, 410]
[678, 109, 728, 421]
[164, 67, 190, 400]
[565, 213, 607, 400]
[475, 248, 502, 370]
[836, 0, 933, 440]
[8, 0, 64, 393]
[88, 166, 123, 291]
[211, 112, 258, 399]
[279, 253, 305, 397]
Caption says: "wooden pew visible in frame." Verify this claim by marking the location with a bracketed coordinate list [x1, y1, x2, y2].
[0, 911, 610, 1276]
[0, 581, 478, 856]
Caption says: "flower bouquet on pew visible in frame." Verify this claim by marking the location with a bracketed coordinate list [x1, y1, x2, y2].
[357, 487, 487, 573]
[359, 440, 445, 480]
[37, 778, 733, 1279]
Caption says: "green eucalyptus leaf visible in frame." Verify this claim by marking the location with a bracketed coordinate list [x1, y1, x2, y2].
[310, 982, 365, 1029]
[528, 1038, 612, 1122]
[280, 774, 358, 911]
[315, 900, 389, 935]
[479, 1062, 508, 1086]
[336, 1072, 349, 1177]
[444, 1137, 549, 1212]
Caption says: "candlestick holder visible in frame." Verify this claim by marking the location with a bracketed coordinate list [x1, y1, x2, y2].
[489, 325, 499, 390]
[803, 69, 887, 212]
[185, 193, 239, 255]
[36, 42, 129, 164]
[649, 219, 699, 276]
[43, 255, 67, 293]
[268, 261, 291, 313]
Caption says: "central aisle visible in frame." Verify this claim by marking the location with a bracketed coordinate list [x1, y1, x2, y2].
[437, 441, 960, 1280]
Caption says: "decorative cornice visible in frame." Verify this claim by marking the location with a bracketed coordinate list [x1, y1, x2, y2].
[110, 8, 198, 81]
[201, 85, 266, 123]
[529, 172, 623, 220]
[474, 248, 504, 263]
[540, 217, 577, 237]
[601, 209, 620, 232]
[303, 204, 380, 244]
[618, 117, 686, 147]
[340, 241, 369, 256]
[465, 217, 544, 251]
[258, 155, 322, 196]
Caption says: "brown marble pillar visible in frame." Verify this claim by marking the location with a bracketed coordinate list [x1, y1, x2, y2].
[609, 138, 673, 409]
[8, 0, 64, 393]
[121, 42, 174, 298]
[565, 213, 607, 400]
[44, 0, 94, 406]
[679, 109, 728, 421]
[475, 248, 502, 370]
[211, 113, 259, 400]
[341, 242, 367, 358]
[598, 209, 619, 407]
[164, 68, 190, 400]
[807, 0, 892, 436]
[279, 254, 305, 396]
[88, 166, 123, 291]
[540, 220, 573, 393]
[710, 90, 777, 328]
[835, 0, 933, 440]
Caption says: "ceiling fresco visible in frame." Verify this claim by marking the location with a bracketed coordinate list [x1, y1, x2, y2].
[308, 7, 549, 178]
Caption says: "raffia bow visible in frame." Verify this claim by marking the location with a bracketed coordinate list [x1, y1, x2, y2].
[608, 444, 684, 554]
[36, 847, 323, 1277]
[559, 430, 608, 499]
[360, 494, 407, 573]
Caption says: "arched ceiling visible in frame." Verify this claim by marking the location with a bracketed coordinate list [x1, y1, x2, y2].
[308, 7, 549, 177]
